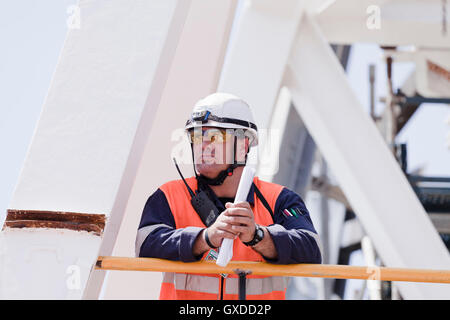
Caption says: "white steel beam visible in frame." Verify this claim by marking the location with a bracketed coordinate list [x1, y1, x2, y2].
[92, 0, 238, 299]
[285, 13, 450, 299]
[219, 0, 304, 128]
[218, 0, 305, 179]
[316, 0, 450, 48]
[1, 0, 190, 299]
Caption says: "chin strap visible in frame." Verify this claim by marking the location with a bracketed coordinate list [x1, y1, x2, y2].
[196, 163, 244, 186]
[191, 134, 249, 186]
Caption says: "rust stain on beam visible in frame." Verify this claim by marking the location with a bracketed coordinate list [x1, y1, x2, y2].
[2, 209, 106, 236]
[427, 60, 450, 82]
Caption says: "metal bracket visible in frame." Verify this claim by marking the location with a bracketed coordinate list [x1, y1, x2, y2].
[234, 269, 252, 300]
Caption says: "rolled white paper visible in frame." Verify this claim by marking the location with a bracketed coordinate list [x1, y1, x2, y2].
[216, 166, 256, 267]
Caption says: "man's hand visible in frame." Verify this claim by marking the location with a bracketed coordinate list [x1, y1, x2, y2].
[221, 201, 278, 260]
[223, 201, 256, 243]
[194, 201, 278, 260]
[206, 201, 256, 247]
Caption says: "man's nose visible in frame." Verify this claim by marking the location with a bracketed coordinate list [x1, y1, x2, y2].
[194, 140, 210, 155]
[202, 139, 213, 150]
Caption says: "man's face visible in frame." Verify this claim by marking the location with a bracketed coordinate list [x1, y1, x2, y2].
[190, 126, 248, 178]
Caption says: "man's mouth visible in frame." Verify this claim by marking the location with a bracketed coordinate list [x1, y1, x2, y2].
[202, 151, 215, 158]
[201, 155, 217, 164]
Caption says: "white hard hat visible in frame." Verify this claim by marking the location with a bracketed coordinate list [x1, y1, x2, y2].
[185, 92, 258, 147]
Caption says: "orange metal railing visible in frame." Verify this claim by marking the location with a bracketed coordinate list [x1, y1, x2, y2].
[95, 256, 450, 284]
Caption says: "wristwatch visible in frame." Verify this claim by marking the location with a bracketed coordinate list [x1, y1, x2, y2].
[243, 224, 264, 246]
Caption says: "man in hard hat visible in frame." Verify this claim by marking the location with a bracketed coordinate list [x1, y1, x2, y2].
[135, 93, 321, 300]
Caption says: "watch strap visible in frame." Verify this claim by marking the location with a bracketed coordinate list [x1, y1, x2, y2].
[243, 224, 264, 246]
[204, 228, 217, 248]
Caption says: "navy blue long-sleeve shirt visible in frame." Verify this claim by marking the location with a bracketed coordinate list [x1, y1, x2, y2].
[136, 181, 322, 264]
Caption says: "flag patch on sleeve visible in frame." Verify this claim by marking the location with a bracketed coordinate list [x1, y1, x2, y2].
[282, 207, 303, 218]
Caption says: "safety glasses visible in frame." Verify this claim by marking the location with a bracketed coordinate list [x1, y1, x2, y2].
[188, 127, 235, 144]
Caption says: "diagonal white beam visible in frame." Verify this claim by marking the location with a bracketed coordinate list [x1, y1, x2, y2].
[217, 0, 305, 180]
[285, 13, 450, 299]
[218, 0, 305, 132]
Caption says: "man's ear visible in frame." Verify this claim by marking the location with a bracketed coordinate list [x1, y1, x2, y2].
[234, 134, 249, 165]
[245, 137, 250, 154]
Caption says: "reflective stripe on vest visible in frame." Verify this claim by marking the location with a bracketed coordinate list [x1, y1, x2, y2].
[158, 176, 286, 300]
[160, 272, 287, 300]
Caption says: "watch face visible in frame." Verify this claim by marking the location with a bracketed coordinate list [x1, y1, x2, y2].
[244, 226, 264, 246]
[256, 228, 264, 240]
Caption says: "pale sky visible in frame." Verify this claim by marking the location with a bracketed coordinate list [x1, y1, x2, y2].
[0, 1, 76, 225]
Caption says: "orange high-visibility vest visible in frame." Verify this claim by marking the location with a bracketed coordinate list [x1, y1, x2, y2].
[158, 176, 286, 300]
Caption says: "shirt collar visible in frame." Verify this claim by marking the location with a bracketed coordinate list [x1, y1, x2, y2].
[245, 182, 255, 205]
[200, 180, 255, 206]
